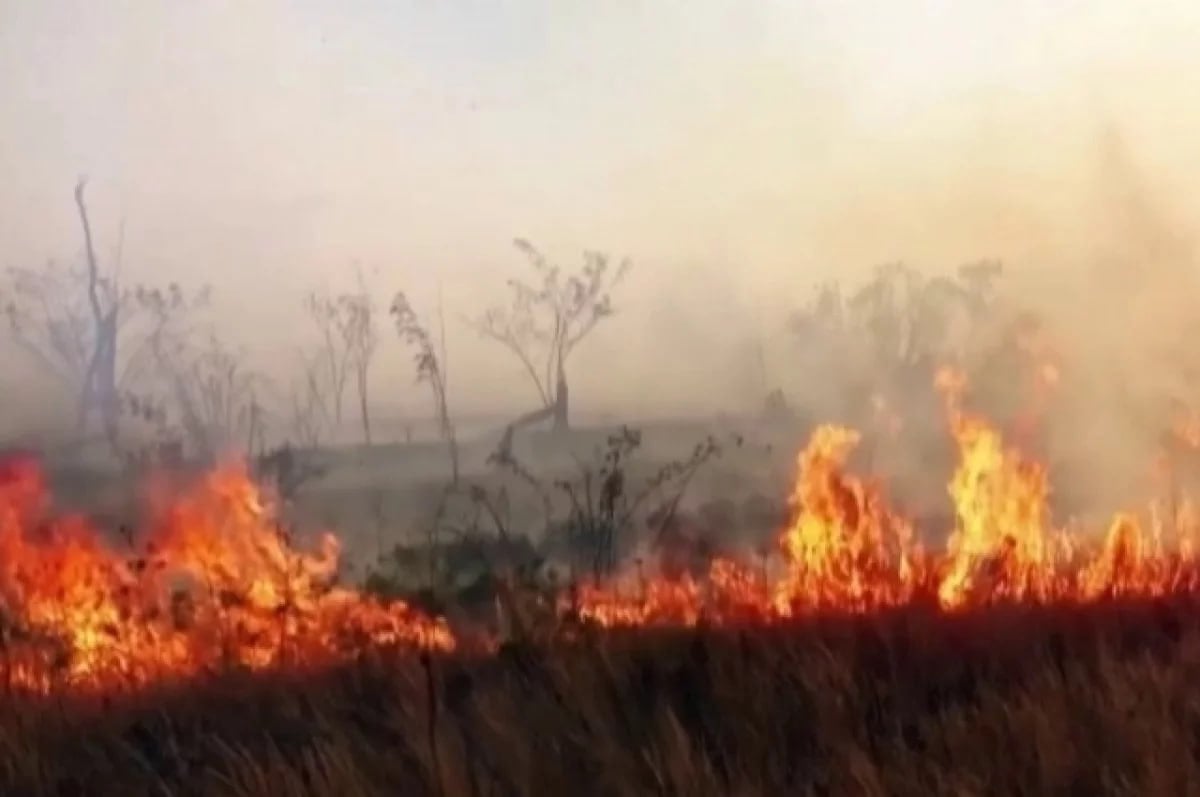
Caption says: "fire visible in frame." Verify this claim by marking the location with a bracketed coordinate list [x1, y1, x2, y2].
[935, 365, 1058, 608]
[573, 366, 1200, 629]
[570, 424, 925, 627]
[772, 425, 917, 613]
[11, 358, 1200, 691]
[0, 459, 452, 693]
[571, 574, 705, 628]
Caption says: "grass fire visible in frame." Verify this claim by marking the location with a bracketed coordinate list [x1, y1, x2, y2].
[6, 348, 1200, 793]
[9, 3, 1200, 794]
[9, 358, 1200, 695]
[0, 457, 453, 694]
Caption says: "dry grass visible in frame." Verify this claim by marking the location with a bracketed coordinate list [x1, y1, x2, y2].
[7, 598, 1200, 796]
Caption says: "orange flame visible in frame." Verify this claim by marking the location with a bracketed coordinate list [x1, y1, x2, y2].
[12, 359, 1200, 690]
[572, 424, 924, 627]
[0, 459, 452, 693]
[772, 425, 917, 613]
[573, 366, 1200, 629]
[935, 365, 1058, 608]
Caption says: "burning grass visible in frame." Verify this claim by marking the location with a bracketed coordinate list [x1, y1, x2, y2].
[565, 396, 1200, 629]
[0, 457, 453, 694]
[9, 362, 1200, 792]
[7, 599, 1200, 795]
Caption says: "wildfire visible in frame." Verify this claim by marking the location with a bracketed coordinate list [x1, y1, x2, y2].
[935, 365, 1058, 608]
[0, 459, 453, 693]
[574, 367, 1200, 629]
[771, 424, 917, 614]
[10, 359, 1200, 692]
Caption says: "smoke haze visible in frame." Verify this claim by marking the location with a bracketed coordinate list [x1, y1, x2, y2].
[2, 0, 1200, 432]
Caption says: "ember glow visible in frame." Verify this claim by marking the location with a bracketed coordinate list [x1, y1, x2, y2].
[0, 459, 453, 693]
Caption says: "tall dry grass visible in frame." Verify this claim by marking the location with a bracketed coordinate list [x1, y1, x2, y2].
[6, 598, 1200, 796]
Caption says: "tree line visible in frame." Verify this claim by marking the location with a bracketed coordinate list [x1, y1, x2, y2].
[0, 183, 631, 478]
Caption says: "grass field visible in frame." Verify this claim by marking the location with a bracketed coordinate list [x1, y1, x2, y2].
[7, 596, 1199, 796]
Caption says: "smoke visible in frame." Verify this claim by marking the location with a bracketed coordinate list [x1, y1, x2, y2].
[1, 0, 1200, 493]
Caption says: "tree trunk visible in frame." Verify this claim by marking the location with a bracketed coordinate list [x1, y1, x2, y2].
[446, 425, 460, 485]
[495, 403, 556, 463]
[357, 369, 372, 446]
[96, 310, 121, 456]
[552, 368, 569, 432]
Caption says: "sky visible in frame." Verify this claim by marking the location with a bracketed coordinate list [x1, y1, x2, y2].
[2, 1, 1200, 429]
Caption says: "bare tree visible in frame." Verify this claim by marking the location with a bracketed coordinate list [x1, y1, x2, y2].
[288, 351, 334, 451]
[303, 292, 354, 430]
[790, 263, 1004, 419]
[243, 352, 334, 504]
[145, 331, 266, 463]
[0, 180, 207, 453]
[391, 291, 459, 484]
[345, 274, 378, 446]
[71, 178, 120, 445]
[303, 273, 378, 446]
[472, 239, 630, 451]
[3, 259, 102, 400]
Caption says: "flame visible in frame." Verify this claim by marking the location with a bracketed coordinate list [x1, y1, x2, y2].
[13, 358, 1200, 690]
[772, 425, 916, 613]
[0, 459, 452, 693]
[570, 424, 925, 627]
[571, 574, 705, 628]
[572, 366, 1200, 630]
[935, 365, 1058, 608]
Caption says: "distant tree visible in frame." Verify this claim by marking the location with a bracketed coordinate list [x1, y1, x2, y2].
[303, 271, 379, 446]
[472, 239, 630, 453]
[242, 353, 334, 503]
[391, 290, 459, 484]
[303, 292, 353, 431]
[790, 261, 1004, 426]
[143, 329, 267, 463]
[288, 351, 334, 450]
[347, 293, 377, 446]
[0, 179, 208, 453]
[342, 270, 379, 447]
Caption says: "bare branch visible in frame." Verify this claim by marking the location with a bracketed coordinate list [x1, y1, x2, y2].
[471, 240, 632, 421]
[392, 291, 459, 483]
[74, 178, 104, 325]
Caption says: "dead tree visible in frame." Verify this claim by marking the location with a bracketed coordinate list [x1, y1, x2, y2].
[288, 351, 334, 450]
[1, 180, 205, 455]
[392, 291, 459, 484]
[303, 277, 378, 446]
[789, 262, 1002, 427]
[140, 324, 266, 463]
[169, 337, 265, 462]
[345, 276, 378, 446]
[303, 292, 353, 430]
[471, 239, 630, 457]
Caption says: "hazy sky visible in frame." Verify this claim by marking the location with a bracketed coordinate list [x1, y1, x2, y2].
[3, 1, 1200, 424]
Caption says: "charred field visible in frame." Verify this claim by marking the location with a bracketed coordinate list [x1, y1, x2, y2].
[8, 597, 1200, 797]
